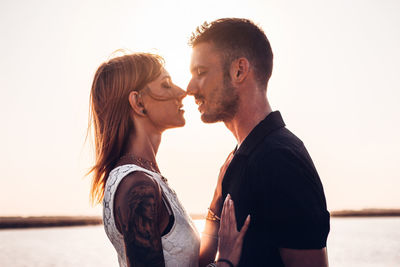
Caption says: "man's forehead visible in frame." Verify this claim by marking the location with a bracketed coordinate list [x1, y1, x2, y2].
[190, 42, 221, 67]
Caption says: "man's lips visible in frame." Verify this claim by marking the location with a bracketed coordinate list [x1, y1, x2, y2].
[194, 98, 204, 106]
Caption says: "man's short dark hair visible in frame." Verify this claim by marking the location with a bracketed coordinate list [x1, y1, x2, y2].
[189, 18, 273, 87]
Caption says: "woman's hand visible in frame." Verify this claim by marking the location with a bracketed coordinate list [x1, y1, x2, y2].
[217, 194, 250, 267]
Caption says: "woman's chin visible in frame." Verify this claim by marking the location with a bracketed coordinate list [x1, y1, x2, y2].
[175, 118, 186, 128]
[165, 117, 186, 130]
[176, 113, 186, 127]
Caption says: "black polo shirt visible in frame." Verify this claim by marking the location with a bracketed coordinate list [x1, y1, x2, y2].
[222, 111, 330, 267]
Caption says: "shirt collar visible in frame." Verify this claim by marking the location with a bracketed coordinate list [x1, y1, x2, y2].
[234, 111, 286, 156]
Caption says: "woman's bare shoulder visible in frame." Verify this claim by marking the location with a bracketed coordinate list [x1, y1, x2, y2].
[112, 170, 165, 266]
[114, 171, 162, 206]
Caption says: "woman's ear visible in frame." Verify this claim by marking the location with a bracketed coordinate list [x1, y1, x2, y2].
[128, 91, 147, 116]
[230, 57, 250, 84]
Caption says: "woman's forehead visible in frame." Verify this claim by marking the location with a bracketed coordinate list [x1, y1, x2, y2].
[159, 68, 170, 80]
[147, 69, 171, 89]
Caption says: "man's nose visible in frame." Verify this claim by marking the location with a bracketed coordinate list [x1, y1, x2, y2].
[186, 78, 197, 96]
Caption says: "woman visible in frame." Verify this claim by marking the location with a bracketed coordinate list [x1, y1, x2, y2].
[88, 53, 250, 267]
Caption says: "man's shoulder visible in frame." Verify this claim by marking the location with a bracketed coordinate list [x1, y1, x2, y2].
[246, 126, 319, 184]
[250, 127, 304, 160]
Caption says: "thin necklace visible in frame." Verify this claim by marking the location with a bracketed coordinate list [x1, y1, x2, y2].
[120, 154, 168, 183]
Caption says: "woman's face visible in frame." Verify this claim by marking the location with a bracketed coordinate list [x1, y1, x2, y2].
[141, 68, 187, 131]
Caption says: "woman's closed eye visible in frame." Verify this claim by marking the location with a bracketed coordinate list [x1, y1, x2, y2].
[162, 82, 172, 89]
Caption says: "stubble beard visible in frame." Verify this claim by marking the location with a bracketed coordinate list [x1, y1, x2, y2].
[201, 77, 239, 123]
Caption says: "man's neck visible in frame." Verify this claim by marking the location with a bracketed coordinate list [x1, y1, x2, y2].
[224, 96, 272, 146]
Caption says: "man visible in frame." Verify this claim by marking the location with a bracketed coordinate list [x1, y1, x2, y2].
[187, 18, 330, 267]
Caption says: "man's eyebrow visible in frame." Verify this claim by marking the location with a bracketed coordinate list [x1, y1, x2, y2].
[161, 75, 171, 80]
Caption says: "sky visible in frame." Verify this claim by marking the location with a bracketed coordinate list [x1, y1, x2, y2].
[0, 0, 399, 216]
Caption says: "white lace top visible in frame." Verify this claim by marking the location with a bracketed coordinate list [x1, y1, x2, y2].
[103, 164, 200, 267]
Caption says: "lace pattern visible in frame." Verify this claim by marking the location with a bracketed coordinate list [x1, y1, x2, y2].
[103, 164, 200, 267]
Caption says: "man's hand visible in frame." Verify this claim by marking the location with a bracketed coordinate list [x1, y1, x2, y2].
[218, 194, 250, 266]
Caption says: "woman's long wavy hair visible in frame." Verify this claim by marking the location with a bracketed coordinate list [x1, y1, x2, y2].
[88, 52, 164, 204]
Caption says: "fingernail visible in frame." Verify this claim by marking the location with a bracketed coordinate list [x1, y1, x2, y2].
[224, 194, 229, 203]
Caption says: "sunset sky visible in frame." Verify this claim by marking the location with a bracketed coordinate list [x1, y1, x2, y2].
[0, 0, 399, 216]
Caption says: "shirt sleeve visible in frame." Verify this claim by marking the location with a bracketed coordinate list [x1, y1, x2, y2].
[249, 147, 330, 249]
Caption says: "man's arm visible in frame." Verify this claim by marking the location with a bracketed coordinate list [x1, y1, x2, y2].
[251, 148, 330, 266]
[280, 248, 329, 267]
[114, 172, 165, 267]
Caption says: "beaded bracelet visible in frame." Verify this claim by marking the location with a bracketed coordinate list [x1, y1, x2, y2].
[217, 258, 234, 267]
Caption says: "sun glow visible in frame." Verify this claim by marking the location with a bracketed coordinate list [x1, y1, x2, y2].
[0, 0, 399, 216]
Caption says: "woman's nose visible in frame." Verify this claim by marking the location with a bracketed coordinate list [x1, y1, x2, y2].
[178, 88, 187, 100]
[175, 86, 187, 100]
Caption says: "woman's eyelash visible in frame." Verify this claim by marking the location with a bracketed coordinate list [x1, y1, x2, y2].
[163, 83, 172, 88]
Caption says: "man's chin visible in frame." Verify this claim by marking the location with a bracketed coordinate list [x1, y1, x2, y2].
[201, 112, 234, 124]
[200, 113, 220, 123]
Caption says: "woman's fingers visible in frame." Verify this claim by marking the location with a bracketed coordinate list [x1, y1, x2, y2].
[217, 195, 251, 267]
[229, 197, 237, 231]
[219, 194, 230, 236]
[238, 215, 251, 241]
[221, 194, 251, 239]
[234, 215, 250, 251]
[225, 194, 231, 232]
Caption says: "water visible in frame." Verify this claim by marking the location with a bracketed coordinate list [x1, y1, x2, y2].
[327, 217, 400, 267]
[0, 218, 399, 267]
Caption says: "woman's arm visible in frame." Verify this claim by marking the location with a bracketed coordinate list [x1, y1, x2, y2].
[114, 172, 166, 267]
[198, 189, 223, 266]
[199, 152, 234, 266]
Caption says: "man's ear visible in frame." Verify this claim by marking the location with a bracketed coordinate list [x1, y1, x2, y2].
[128, 91, 147, 116]
[230, 57, 250, 84]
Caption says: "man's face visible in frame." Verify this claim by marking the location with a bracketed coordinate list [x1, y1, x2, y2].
[187, 42, 239, 123]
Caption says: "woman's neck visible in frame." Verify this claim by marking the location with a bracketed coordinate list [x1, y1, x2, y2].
[125, 127, 162, 164]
